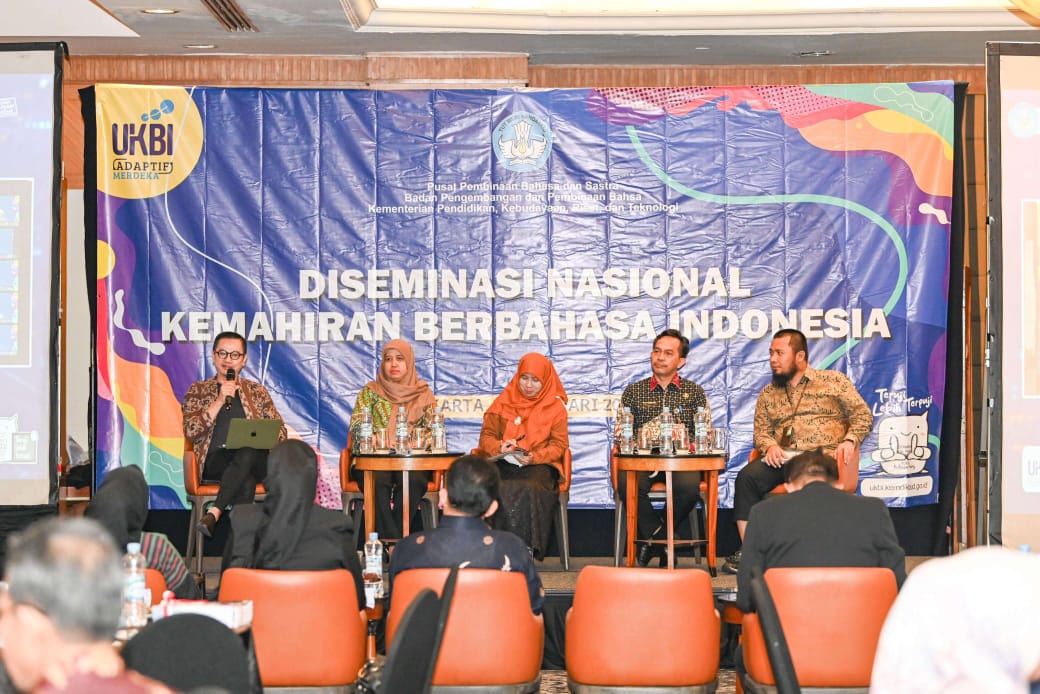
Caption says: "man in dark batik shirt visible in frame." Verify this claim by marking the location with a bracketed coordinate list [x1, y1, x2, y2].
[618, 329, 711, 567]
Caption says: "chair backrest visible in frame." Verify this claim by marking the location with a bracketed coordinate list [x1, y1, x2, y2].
[182, 438, 205, 495]
[748, 572, 801, 694]
[378, 589, 442, 694]
[387, 568, 543, 686]
[559, 447, 572, 493]
[565, 565, 720, 687]
[340, 435, 358, 493]
[121, 613, 252, 693]
[143, 568, 167, 606]
[218, 568, 367, 687]
[742, 567, 898, 688]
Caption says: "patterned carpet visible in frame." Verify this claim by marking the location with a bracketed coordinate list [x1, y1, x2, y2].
[539, 669, 738, 692]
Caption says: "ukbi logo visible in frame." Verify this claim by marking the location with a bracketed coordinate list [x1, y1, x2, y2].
[1023, 446, 1040, 493]
[111, 99, 176, 158]
[98, 85, 203, 200]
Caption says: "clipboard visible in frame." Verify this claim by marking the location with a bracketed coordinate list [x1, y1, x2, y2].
[224, 418, 282, 450]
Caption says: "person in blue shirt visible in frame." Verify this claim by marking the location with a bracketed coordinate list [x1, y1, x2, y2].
[388, 454, 544, 614]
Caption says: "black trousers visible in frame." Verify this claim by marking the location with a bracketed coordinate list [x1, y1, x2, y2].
[733, 457, 786, 522]
[202, 446, 268, 511]
[350, 468, 431, 540]
[617, 470, 701, 540]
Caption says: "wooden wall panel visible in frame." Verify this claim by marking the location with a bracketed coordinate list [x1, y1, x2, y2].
[65, 55, 368, 87]
[529, 64, 986, 94]
[365, 52, 528, 86]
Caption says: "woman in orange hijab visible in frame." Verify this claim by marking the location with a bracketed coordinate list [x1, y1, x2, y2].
[476, 352, 569, 560]
[350, 339, 437, 539]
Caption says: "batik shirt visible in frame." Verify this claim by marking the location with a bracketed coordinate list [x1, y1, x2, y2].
[753, 366, 872, 455]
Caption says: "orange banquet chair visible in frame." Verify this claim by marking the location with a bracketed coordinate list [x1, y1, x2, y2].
[143, 568, 167, 606]
[471, 446, 572, 570]
[611, 447, 706, 567]
[386, 568, 544, 693]
[218, 568, 367, 689]
[182, 439, 265, 589]
[339, 432, 441, 542]
[566, 565, 720, 692]
[741, 567, 898, 693]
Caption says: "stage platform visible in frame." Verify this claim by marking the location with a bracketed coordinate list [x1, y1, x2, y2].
[534, 553, 932, 593]
[201, 553, 931, 596]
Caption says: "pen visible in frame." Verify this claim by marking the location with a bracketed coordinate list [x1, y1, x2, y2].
[515, 434, 526, 443]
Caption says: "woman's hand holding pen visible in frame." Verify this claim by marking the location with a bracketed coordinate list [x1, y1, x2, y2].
[500, 434, 526, 453]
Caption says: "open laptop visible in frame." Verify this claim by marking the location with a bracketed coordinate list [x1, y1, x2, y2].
[224, 418, 283, 450]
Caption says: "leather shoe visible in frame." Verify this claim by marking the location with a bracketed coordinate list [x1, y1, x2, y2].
[196, 512, 217, 539]
[721, 550, 741, 575]
[636, 542, 666, 568]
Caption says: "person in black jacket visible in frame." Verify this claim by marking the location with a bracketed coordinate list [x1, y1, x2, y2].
[226, 439, 365, 609]
[735, 448, 905, 614]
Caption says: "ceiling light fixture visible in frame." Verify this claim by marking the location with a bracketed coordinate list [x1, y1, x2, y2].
[796, 50, 834, 57]
[183, 44, 217, 49]
[141, 8, 179, 14]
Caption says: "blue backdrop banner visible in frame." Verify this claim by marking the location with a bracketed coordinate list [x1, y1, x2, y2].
[93, 83, 954, 510]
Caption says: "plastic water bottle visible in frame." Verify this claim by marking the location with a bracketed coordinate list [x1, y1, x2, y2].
[357, 408, 373, 454]
[430, 407, 446, 451]
[121, 542, 149, 629]
[619, 406, 634, 454]
[694, 407, 710, 453]
[363, 532, 383, 609]
[659, 407, 674, 453]
[395, 406, 410, 452]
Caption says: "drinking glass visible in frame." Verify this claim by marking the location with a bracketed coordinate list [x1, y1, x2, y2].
[409, 427, 429, 453]
[711, 428, 728, 452]
[638, 426, 656, 452]
[672, 423, 688, 453]
[371, 428, 388, 451]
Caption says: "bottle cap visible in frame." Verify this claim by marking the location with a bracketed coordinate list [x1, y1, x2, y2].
[368, 532, 379, 541]
[126, 542, 141, 554]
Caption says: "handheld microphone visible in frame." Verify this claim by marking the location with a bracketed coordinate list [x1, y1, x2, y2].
[224, 369, 236, 410]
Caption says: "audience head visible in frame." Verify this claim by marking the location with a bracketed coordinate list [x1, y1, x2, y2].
[441, 455, 500, 519]
[84, 464, 149, 551]
[871, 546, 1040, 692]
[782, 449, 839, 490]
[770, 328, 809, 387]
[0, 517, 123, 690]
[253, 439, 318, 569]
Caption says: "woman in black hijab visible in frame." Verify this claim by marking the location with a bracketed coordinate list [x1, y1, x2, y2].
[226, 440, 365, 607]
[85, 464, 200, 599]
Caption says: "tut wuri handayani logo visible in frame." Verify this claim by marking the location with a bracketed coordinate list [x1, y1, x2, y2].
[493, 112, 552, 172]
[98, 85, 203, 200]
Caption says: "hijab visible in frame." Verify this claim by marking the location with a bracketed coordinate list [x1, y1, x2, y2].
[85, 465, 148, 551]
[870, 546, 1040, 693]
[367, 339, 436, 425]
[252, 439, 319, 569]
[485, 352, 568, 447]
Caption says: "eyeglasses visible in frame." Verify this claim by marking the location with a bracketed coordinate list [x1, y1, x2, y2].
[214, 350, 244, 360]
